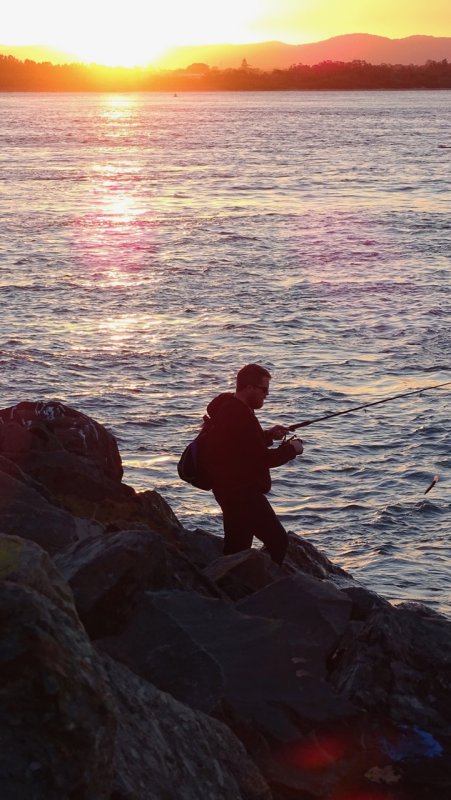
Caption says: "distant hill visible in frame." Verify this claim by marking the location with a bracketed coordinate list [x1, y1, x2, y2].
[156, 34, 451, 70]
[1, 34, 451, 71]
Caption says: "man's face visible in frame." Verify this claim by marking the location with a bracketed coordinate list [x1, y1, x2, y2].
[247, 376, 270, 409]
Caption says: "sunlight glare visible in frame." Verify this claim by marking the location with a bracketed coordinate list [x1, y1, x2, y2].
[13, 0, 269, 66]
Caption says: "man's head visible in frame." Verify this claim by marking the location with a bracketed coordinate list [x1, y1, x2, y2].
[235, 363, 271, 409]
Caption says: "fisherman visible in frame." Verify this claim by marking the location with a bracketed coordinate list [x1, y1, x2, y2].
[204, 363, 304, 564]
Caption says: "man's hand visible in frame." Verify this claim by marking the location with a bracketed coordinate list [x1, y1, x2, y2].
[267, 425, 290, 441]
[290, 438, 304, 455]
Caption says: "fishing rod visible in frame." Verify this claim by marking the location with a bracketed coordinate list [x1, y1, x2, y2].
[288, 379, 451, 432]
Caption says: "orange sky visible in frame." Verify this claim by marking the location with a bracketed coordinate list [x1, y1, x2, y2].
[2, 0, 451, 67]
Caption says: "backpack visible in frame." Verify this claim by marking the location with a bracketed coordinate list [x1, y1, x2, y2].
[177, 426, 212, 491]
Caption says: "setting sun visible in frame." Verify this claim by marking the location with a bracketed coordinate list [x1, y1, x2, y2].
[3, 0, 451, 67]
[2, 0, 266, 66]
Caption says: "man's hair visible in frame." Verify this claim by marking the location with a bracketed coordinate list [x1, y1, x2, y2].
[236, 363, 271, 391]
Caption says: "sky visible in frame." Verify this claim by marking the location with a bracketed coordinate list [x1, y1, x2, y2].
[2, 0, 451, 67]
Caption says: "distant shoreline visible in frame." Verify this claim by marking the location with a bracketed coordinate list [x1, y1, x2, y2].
[1, 88, 451, 94]
[1, 54, 451, 92]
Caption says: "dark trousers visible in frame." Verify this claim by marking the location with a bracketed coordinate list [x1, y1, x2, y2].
[213, 488, 288, 565]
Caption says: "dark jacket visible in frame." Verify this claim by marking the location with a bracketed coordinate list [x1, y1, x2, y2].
[204, 392, 296, 494]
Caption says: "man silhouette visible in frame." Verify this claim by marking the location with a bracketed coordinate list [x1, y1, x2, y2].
[204, 363, 303, 564]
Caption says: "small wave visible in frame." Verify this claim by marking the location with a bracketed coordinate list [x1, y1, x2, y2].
[415, 500, 444, 515]
[121, 419, 167, 429]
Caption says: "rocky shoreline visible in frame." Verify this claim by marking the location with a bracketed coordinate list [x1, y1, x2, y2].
[1, 401, 450, 799]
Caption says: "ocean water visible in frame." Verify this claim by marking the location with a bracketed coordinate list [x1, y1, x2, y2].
[1, 90, 451, 614]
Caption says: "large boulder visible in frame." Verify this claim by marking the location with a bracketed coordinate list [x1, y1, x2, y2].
[102, 654, 272, 800]
[203, 549, 284, 600]
[0, 400, 123, 481]
[0, 469, 82, 554]
[55, 529, 171, 638]
[285, 532, 350, 580]
[0, 402, 183, 541]
[237, 572, 352, 659]
[55, 527, 235, 640]
[0, 534, 272, 800]
[0, 534, 78, 621]
[0, 454, 55, 502]
[329, 601, 451, 738]
[97, 589, 354, 739]
[0, 581, 116, 800]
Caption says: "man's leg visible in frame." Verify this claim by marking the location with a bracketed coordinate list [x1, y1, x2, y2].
[214, 489, 254, 555]
[213, 489, 288, 564]
[247, 492, 288, 564]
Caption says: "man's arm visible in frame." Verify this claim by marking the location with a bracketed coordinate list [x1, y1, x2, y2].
[266, 438, 303, 468]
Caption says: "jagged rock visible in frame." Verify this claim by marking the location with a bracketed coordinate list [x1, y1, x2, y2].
[101, 653, 272, 800]
[0, 581, 116, 800]
[55, 529, 171, 638]
[0, 403, 183, 541]
[23, 448, 133, 507]
[136, 489, 183, 536]
[0, 454, 55, 502]
[97, 590, 354, 740]
[237, 572, 352, 659]
[175, 526, 224, 568]
[0, 534, 79, 622]
[0, 534, 271, 800]
[59, 487, 182, 540]
[0, 400, 122, 481]
[339, 582, 392, 620]
[203, 549, 284, 600]
[0, 469, 81, 554]
[285, 532, 350, 579]
[55, 527, 233, 640]
[329, 601, 451, 738]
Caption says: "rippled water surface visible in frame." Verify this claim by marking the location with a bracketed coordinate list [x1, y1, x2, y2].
[1, 90, 451, 614]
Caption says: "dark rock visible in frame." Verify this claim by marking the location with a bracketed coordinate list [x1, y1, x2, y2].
[101, 653, 272, 800]
[0, 403, 182, 540]
[23, 448, 132, 507]
[136, 488, 183, 535]
[339, 581, 392, 620]
[0, 533, 78, 622]
[2, 399, 450, 799]
[0, 581, 116, 800]
[60, 487, 182, 540]
[0, 454, 55, 502]
[97, 590, 354, 740]
[329, 601, 451, 738]
[0, 469, 81, 554]
[0, 400, 123, 481]
[285, 531, 350, 579]
[55, 526, 232, 639]
[238, 572, 352, 658]
[203, 549, 283, 600]
[0, 533, 271, 800]
[175, 526, 224, 568]
[55, 529, 171, 638]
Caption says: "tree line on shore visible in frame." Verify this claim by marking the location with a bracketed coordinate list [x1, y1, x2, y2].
[1, 53, 451, 91]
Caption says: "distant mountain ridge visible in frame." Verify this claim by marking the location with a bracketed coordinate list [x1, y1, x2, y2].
[159, 34, 451, 70]
[1, 34, 451, 70]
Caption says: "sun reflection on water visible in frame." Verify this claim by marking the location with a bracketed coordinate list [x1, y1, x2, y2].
[100, 94, 140, 120]
[75, 179, 156, 287]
